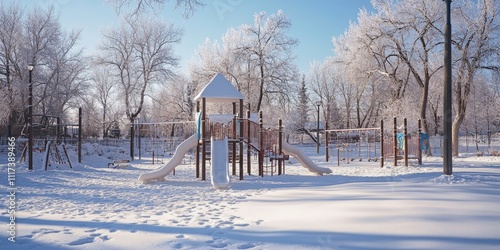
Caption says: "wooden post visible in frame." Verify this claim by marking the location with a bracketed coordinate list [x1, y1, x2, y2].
[28, 66, 33, 170]
[56, 116, 61, 144]
[325, 121, 329, 162]
[418, 119, 422, 165]
[393, 116, 397, 167]
[129, 118, 134, 161]
[247, 110, 251, 175]
[138, 124, 142, 160]
[259, 111, 263, 177]
[380, 120, 384, 168]
[78, 107, 82, 163]
[239, 99, 244, 180]
[232, 103, 237, 176]
[202, 98, 206, 181]
[196, 101, 200, 178]
[337, 148, 340, 167]
[404, 117, 408, 167]
[278, 118, 283, 175]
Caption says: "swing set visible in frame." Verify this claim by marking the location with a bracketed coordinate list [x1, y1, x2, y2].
[325, 124, 381, 166]
[133, 121, 197, 165]
[325, 117, 425, 167]
[19, 112, 82, 170]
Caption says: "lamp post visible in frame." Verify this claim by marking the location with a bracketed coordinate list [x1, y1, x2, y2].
[28, 64, 34, 171]
[443, 0, 453, 175]
[316, 101, 321, 155]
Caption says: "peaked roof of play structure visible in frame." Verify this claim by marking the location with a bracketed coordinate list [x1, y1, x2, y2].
[194, 73, 244, 103]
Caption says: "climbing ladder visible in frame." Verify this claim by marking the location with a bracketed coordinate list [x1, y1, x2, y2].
[43, 141, 73, 170]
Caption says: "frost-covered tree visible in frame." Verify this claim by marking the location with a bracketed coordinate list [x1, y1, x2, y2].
[189, 10, 299, 117]
[307, 60, 343, 129]
[0, 2, 23, 125]
[0, 3, 87, 128]
[98, 16, 182, 125]
[240, 10, 299, 112]
[107, 0, 204, 17]
[371, 0, 444, 137]
[447, 0, 500, 156]
[328, 0, 500, 156]
[89, 65, 116, 138]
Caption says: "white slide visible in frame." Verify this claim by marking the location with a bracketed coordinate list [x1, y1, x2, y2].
[282, 141, 332, 175]
[210, 136, 230, 189]
[138, 134, 198, 184]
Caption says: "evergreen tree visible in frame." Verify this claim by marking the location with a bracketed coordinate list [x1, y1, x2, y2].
[297, 75, 309, 131]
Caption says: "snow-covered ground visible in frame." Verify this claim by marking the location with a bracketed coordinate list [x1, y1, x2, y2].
[1, 142, 500, 249]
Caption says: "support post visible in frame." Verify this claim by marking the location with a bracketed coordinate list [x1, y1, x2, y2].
[56, 117, 61, 144]
[138, 125, 142, 160]
[380, 120, 384, 168]
[418, 119, 422, 165]
[393, 117, 397, 166]
[28, 65, 33, 170]
[259, 111, 263, 177]
[196, 101, 200, 178]
[202, 98, 206, 181]
[316, 102, 320, 155]
[232, 103, 237, 176]
[404, 118, 408, 167]
[443, 0, 453, 175]
[337, 148, 340, 167]
[247, 110, 251, 175]
[239, 99, 244, 180]
[278, 118, 283, 175]
[325, 121, 329, 162]
[129, 120, 134, 161]
[78, 107, 82, 163]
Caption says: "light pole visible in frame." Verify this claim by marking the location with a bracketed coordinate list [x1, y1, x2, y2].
[316, 101, 321, 154]
[28, 64, 34, 171]
[443, 0, 453, 175]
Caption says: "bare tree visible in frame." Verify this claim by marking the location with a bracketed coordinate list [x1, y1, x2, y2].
[89, 66, 116, 137]
[39, 29, 88, 117]
[374, 0, 444, 137]
[0, 2, 23, 125]
[189, 10, 298, 115]
[307, 60, 343, 128]
[1, 4, 87, 128]
[239, 10, 299, 112]
[446, 0, 500, 155]
[106, 0, 204, 17]
[98, 16, 182, 126]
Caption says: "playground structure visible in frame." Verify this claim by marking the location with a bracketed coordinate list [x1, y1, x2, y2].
[325, 117, 425, 167]
[138, 73, 331, 187]
[132, 121, 196, 165]
[18, 108, 83, 170]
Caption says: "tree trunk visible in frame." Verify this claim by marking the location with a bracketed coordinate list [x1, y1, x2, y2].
[452, 116, 464, 157]
[256, 63, 265, 112]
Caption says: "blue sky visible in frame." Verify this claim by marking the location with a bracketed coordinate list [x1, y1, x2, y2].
[21, 0, 374, 73]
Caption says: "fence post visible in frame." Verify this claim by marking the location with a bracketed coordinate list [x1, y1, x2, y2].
[418, 119, 422, 165]
[78, 107, 82, 163]
[201, 98, 206, 181]
[232, 103, 237, 176]
[325, 121, 329, 162]
[393, 116, 397, 167]
[247, 110, 251, 175]
[380, 120, 384, 168]
[259, 111, 263, 177]
[239, 99, 244, 180]
[404, 117, 408, 167]
[278, 118, 283, 175]
[196, 101, 200, 178]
